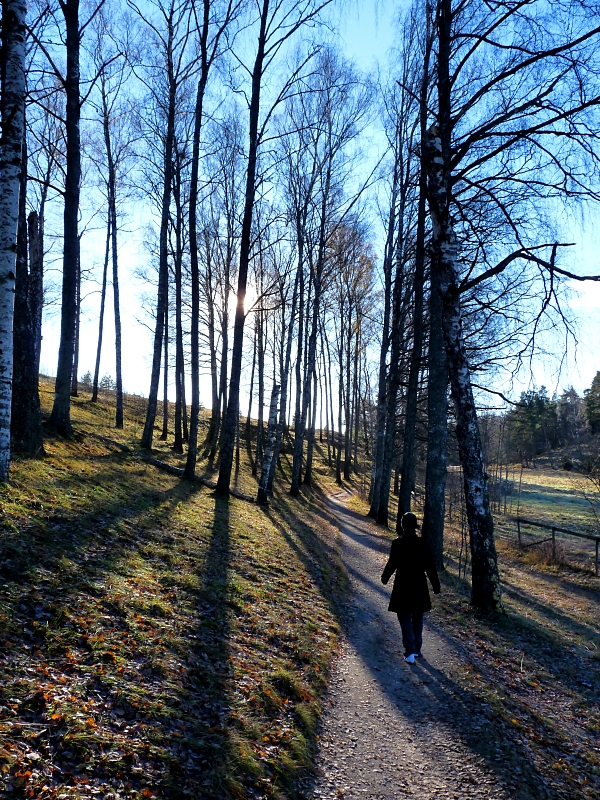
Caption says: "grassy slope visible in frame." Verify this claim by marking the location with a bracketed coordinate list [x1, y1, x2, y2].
[3, 382, 599, 799]
[509, 464, 599, 532]
[0, 381, 346, 799]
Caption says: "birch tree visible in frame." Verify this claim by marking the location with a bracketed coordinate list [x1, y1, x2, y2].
[216, 0, 334, 496]
[0, 0, 27, 480]
[135, 0, 197, 449]
[425, 0, 600, 612]
[184, 0, 244, 478]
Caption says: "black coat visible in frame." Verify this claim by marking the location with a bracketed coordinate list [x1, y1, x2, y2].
[381, 532, 441, 614]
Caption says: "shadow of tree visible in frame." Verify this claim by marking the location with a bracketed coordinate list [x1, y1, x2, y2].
[303, 493, 599, 800]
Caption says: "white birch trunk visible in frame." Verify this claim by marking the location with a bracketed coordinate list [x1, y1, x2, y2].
[257, 383, 280, 505]
[424, 127, 502, 613]
[0, 0, 27, 482]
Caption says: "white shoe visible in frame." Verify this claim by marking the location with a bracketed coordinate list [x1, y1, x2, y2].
[404, 654, 415, 664]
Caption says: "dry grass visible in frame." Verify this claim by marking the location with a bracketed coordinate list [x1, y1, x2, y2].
[0, 381, 347, 799]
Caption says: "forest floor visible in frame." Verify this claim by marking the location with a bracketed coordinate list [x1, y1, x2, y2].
[0, 382, 347, 799]
[1, 381, 599, 799]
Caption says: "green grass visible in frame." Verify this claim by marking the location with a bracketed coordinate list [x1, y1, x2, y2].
[0, 380, 346, 799]
[503, 463, 599, 532]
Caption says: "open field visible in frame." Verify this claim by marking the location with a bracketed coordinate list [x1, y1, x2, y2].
[445, 463, 600, 575]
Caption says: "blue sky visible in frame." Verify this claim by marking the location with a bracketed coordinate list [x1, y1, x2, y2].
[37, 0, 600, 407]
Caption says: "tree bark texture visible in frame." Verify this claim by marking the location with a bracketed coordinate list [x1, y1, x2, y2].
[172, 147, 184, 452]
[70, 250, 80, 397]
[216, 0, 269, 495]
[425, 0, 502, 612]
[50, 0, 80, 436]
[377, 244, 410, 525]
[161, 304, 168, 440]
[11, 114, 44, 456]
[398, 177, 427, 519]
[27, 209, 43, 376]
[0, 0, 27, 477]
[423, 260, 447, 569]
[257, 382, 280, 504]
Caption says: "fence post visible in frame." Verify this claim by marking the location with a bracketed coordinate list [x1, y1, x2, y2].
[517, 518, 521, 549]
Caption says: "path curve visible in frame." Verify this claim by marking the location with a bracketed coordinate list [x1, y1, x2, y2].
[305, 491, 514, 800]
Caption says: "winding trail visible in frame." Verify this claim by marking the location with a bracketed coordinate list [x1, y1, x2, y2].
[306, 491, 514, 800]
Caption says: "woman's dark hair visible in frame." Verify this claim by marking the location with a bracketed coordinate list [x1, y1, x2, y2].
[401, 512, 420, 531]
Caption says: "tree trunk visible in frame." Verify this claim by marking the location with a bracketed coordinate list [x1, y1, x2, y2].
[352, 334, 360, 471]
[246, 319, 257, 434]
[161, 304, 169, 440]
[303, 366, 318, 484]
[324, 328, 336, 465]
[377, 252, 409, 525]
[11, 111, 44, 456]
[216, 0, 270, 496]
[423, 261, 447, 569]
[369, 157, 399, 516]
[92, 218, 110, 402]
[399, 0, 433, 525]
[256, 307, 265, 469]
[141, 15, 175, 449]
[50, 0, 80, 437]
[294, 263, 305, 436]
[27, 209, 44, 377]
[172, 149, 184, 452]
[336, 358, 343, 485]
[70, 247, 80, 396]
[290, 151, 332, 496]
[343, 302, 352, 480]
[424, 0, 502, 613]
[0, 0, 27, 477]
[213, 295, 229, 462]
[257, 382, 280, 504]
[104, 107, 123, 428]
[184, 0, 210, 478]
[267, 262, 300, 492]
[397, 183, 426, 518]
[181, 362, 188, 440]
[318, 353, 323, 443]
[204, 234, 219, 458]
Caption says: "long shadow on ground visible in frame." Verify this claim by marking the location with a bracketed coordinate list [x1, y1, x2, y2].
[305, 493, 600, 800]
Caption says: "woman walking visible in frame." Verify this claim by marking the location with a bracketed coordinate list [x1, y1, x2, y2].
[381, 511, 441, 663]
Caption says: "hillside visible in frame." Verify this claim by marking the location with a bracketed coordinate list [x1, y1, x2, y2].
[1, 382, 346, 799]
[1, 383, 599, 799]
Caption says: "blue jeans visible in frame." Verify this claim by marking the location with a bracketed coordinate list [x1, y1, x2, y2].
[397, 612, 424, 657]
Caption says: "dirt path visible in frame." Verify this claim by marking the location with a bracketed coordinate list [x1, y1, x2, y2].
[304, 491, 516, 800]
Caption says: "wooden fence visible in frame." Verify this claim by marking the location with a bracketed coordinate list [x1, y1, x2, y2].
[496, 516, 600, 576]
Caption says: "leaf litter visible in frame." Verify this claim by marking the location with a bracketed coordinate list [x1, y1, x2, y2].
[0, 386, 346, 799]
